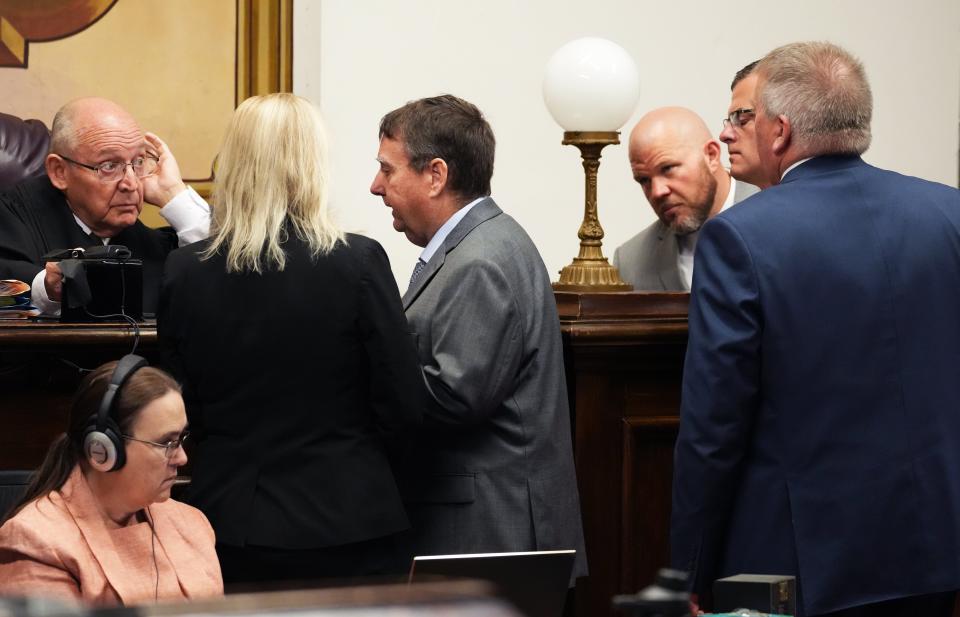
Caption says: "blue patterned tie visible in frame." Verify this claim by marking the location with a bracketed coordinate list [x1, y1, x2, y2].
[409, 258, 427, 286]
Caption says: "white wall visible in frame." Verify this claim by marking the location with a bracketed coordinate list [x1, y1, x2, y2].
[293, 0, 960, 286]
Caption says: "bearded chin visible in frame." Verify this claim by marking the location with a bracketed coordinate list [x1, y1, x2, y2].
[673, 168, 718, 236]
[672, 211, 708, 235]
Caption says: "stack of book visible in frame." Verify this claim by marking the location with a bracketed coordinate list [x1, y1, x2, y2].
[0, 280, 40, 319]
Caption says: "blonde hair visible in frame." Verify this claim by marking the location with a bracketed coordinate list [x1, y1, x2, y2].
[204, 93, 343, 273]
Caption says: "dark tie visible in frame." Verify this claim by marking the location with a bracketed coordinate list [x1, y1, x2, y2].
[409, 258, 427, 285]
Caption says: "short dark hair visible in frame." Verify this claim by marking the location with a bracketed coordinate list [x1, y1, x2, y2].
[731, 60, 760, 90]
[378, 94, 495, 201]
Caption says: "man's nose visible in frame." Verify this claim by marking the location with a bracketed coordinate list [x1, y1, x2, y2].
[370, 175, 384, 196]
[117, 164, 139, 190]
[650, 178, 671, 199]
[719, 124, 737, 144]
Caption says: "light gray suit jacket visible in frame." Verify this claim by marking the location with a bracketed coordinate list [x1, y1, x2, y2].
[400, 197, 587, 581]
[613, 178, 759, 291]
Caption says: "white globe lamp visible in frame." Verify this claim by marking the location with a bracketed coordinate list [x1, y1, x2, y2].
[543, 37, 640, 291]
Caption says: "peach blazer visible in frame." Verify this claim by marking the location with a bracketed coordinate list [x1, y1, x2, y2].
[0, 466, 222, 606]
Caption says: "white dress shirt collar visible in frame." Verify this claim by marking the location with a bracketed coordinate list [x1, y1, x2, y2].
[781, 157, 813, 181]
[71, 212, 108, 244]
[419, 196, 486, 263]
[676, 177, 739, 290]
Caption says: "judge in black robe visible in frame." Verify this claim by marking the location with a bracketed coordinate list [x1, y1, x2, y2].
[0, 174, 179, 314]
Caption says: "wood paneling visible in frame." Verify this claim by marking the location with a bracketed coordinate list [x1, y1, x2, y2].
[557, 291, 688, 617]
[0, 321, 156, 469]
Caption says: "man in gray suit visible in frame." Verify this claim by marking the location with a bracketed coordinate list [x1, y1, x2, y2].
[370, 95, 587, 582]
[613, 107, 757, 291]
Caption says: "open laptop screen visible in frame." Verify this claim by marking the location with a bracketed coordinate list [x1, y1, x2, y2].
[409, 550, 575, 617]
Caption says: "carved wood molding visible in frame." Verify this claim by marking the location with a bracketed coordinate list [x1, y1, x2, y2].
[0, 322, 156, 349]
[620, 415, 679, 590]
[557, 291, 690, 345]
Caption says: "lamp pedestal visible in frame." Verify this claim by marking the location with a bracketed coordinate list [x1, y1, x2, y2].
[553, 131, 633, 292]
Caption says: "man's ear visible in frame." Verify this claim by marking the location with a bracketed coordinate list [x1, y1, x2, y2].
[426, 157, 448, 197]
[772, 114, 792, 156]
[702, 139, 723, 172]
[45, 154, 69, 191]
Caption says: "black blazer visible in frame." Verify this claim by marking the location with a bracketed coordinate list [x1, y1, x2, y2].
[158, 232, 422, 549]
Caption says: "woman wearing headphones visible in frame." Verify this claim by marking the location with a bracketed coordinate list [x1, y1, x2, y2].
[0, 357, 223, 605]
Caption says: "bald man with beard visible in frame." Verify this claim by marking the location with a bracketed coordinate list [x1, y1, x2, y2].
[613, 106, 756, 291]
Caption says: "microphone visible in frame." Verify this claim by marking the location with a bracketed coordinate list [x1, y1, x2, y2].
[84, 245, 132, 260]
[41, 244, 132, 261]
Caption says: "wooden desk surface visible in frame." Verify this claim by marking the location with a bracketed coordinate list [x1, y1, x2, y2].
[0, 320, 156, 349]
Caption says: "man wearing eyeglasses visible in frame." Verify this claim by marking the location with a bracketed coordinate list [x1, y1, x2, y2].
[0, 97, 209, 315]
[613, 106, 755, 291]
[718, 60, 771, 189]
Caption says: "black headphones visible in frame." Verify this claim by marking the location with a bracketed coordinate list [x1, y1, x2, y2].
[81, 354, 148, 472]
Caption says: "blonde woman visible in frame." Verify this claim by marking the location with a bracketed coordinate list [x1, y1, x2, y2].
[158, 93, 422, 586]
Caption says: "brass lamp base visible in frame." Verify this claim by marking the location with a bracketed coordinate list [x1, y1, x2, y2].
[553, 254, 632, 292]
[552, 131, 633, 292]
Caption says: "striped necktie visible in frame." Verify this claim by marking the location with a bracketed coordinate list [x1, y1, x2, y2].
[409, 258, 427, 285]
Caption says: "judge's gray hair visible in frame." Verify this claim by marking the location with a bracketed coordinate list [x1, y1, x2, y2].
[49, 107, 77, 155]
[757, 41, 872, 156]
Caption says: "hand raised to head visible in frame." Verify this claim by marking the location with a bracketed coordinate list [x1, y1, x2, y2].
[142, 132, 188, 206]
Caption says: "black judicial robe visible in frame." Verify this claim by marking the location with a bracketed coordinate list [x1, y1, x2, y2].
[0, 175, 178, 314]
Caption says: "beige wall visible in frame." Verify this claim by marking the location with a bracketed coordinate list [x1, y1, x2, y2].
[0, 1, 236, 228]
[0, 0, 235, 182]
[293, 0, 960, 286]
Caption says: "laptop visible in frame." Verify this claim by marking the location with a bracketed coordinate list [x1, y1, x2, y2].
[408, 550, 576, 617]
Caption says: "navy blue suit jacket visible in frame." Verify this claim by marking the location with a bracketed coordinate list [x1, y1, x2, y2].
[671, 156, 960, 616]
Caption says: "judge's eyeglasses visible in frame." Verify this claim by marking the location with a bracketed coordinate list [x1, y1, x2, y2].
[58, 154, 159, 182]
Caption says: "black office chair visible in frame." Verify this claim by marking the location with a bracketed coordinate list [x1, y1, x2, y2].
[0, 470, 33, 521]
[0, 111, 50, 191]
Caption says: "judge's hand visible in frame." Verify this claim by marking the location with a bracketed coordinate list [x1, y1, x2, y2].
[142, 132, 187, 206]
[44, 262, 63, 302]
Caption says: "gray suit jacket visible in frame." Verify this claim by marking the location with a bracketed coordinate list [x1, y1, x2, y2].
[613, 178, 759, 291]
[400, 197, 587, 581]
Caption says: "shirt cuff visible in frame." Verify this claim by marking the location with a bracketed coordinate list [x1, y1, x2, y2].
[158, 185, 211, 247]
[31, 269, 61, 317]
